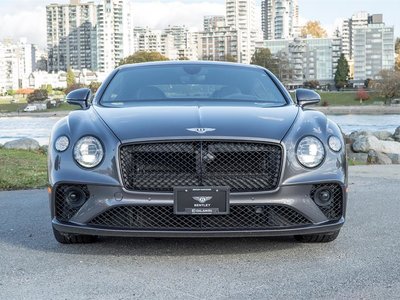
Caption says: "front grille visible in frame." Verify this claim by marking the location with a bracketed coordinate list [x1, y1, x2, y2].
[119, 141, 283, 193]
[88, 205, 311, 230]
[310, 183, 343, 220]
[55, 184, 90, 221]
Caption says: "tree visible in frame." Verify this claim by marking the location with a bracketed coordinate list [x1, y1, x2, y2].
[301, 21, 327, 38]
[64, 83, 86, 95]
[89, 81, 102, 93]
[250, 48, 279, 75]
[334, 54, 349, 90]
[27, 89, 48, 103]
[222, 54, 237, 62]
[303, 80, 320, 89]
[66, 68, 76, 87]
[355, 88, 369, 104]
[274, 50, 293, 83]
[396, 38, 400, 71]
[370, 70, 400, 104]
[119, 51, 169, 66]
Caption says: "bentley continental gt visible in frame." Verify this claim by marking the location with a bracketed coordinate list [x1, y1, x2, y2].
[48, 62, 347, 244]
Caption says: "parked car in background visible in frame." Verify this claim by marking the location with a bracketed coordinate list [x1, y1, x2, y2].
[23, 105, 37, 112]
[48, 61, 347, 244]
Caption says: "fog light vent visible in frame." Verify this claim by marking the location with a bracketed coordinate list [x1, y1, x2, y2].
[310, 183, 343, 220]
[55, 184, 90, 221]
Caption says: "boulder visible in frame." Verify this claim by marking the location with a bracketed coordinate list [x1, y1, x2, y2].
[394, 126, 400, 142]
[352, 135, 400, 154]
[348, 131, 372, 142]
[387, 153, 400, 164]
[346, 144, 368, 163]
[367, 150, 392, 165]
[372, 131, 393, 141]
[3, 138, 40, 151]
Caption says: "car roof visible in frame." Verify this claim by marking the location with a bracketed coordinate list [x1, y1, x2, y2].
[117, 60, 266, 71]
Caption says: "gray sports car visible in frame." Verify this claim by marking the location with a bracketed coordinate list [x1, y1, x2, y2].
[48, 61, 347, 244]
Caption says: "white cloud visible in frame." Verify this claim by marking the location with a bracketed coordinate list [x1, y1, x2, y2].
[131, 1, 225, 31]
[0, 6, 46, 46]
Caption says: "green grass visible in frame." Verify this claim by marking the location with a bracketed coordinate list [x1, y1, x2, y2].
[0, 149, 48, 190]
[317, 91, 386, 106]
[348, 159, 367, 166]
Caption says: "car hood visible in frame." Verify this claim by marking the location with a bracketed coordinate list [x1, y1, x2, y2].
[94, 102, 299, 142]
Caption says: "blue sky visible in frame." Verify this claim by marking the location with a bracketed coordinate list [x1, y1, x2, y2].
[0, 0, 398, 47]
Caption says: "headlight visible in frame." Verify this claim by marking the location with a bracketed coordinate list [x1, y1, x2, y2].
[74, 136, 104, 168]
[55, 136, 69, 152]
[328, 135, 342, 152]
[296, 136, 325, 168]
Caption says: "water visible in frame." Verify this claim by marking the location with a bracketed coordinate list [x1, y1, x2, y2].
[0, 117, 60, 145]
[328, 115, 399, 134]
[0, 114, 399, 145]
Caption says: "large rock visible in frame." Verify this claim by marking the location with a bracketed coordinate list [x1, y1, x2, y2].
[394, 126, 400, 142]
[372, 131, 393, 141]
[3, 138, 40, 150]
[387, 153, 400, 164]
[349, 130, 394, 142]
[352, 135, 400, 154]
[346, 144, 368, 163]
[348, 131, 372, 142]
[367, 150, 392, 165]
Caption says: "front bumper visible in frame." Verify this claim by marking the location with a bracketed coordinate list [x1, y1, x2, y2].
[50, 182, 346, 238]
[52, 218, 344, 238]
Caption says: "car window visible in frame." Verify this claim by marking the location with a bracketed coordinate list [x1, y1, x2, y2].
[100, 64, 288, 106]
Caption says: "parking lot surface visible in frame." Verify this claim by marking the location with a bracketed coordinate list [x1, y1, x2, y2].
[1, 165, 400, 299]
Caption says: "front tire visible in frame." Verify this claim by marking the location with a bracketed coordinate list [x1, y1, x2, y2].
[53, 227, 97, 244]
[294, 230, 340, 243]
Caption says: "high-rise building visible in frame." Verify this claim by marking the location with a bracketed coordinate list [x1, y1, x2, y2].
[0, 38, 36, 92]
[226, 0, 257, 64]
[46, 0, 98, 72]
[203, 16, 225, 32]
[353, 23, 394, 83]
[46, 0, 133, 73]
[133, 26, 199, 61]
[199, 25, 241, 62]
[261, 0, 298, 40]
[97, 0, 133, 72]
[341, 12, 383, 61]
[257, 36, 342, 86]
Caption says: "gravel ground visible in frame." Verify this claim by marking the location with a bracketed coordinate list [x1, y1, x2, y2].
[0, 165, 399, 299]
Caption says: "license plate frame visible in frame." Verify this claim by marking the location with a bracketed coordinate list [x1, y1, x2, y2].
[173, 186, 230, 215]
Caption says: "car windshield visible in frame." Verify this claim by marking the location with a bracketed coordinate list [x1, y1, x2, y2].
[100, 64, 288, 107]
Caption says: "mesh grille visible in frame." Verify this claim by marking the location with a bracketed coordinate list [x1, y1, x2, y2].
[88, 205, 311, 230]
[119, 141, 282, 193]
[310, 183, 343, 220]
[55, 184, 89, 221]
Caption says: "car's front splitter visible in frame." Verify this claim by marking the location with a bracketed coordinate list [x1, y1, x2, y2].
[52, 217, 344, 238]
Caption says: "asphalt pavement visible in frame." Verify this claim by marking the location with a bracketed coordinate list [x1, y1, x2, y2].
[0, 165, 400, 299]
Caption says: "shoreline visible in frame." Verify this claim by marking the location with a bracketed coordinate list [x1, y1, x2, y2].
[1, 105, 400, 118]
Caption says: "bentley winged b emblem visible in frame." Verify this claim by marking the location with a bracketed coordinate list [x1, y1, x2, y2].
[192, 196, 213, 204]
[187, 128, 216, 134]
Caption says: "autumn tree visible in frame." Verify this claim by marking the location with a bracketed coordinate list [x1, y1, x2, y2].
[301, 21, 327, 38]
[27, 89, 48, 103]
[89, 81, 102, 93]
[250, 48, 279, 75]
[370, 70, 400, 104]
[119, 51, 169, 66]
[66, 68, 76, 87]
[334, 54, 349, 90]
[355, 88, 369, 104]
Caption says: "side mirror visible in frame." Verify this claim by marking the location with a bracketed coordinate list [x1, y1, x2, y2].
[66, 88, 91, 109]
[295, 88, 321, 107]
